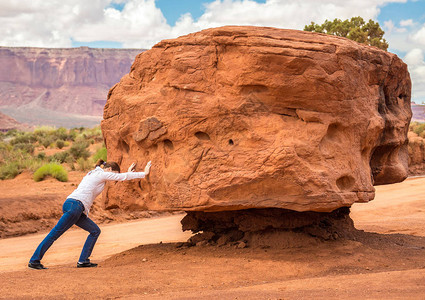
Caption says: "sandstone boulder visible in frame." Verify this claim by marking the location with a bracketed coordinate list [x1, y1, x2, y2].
[101, 26, 411, 213]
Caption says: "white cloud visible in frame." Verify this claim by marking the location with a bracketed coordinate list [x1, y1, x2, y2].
[0, 0, 409, 48]
[72, 0, 172, 48]
[404, 49, 425, 103]
[384, 20, 395, 33]
[412, 25, 425, 45]
[385, 23, 425, 103]
[404, 48, 424, 66]
[400, 19, 414, 27]
[0, 0, 112, 47]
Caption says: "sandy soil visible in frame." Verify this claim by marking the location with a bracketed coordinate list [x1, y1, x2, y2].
[0, 177, 424, 299]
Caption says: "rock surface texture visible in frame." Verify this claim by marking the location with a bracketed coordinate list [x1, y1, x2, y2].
[102, 26, 412, 213]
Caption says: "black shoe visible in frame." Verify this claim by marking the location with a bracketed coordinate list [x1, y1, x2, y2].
[28, 262, 48, 270]
[77, 262, 98, 268]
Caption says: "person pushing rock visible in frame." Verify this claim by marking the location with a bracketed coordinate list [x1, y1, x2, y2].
[28, 160, 152, 269]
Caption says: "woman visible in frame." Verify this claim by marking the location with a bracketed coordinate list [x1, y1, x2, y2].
[28, 159, 152, 270]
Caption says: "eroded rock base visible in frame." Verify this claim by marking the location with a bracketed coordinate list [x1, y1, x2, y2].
[181, 207, 356, 248]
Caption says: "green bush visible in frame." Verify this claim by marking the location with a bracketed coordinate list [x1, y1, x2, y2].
[82, 126, 103, 143]
[0, 162, 20, 180]
[69, 141, 90, 160]
[54, 127, 69, 141]
[33, 163, 68, 182]
[13, 143, 35, 154]
[56, 139, 65, 149]
[5, 129, 18, 137]
[68, 129, 77, 141]
[37, 152, 46, 160]
[0, 142, 11, 151]
[50, 151, 70, 163]
[77, 157, 92, 171]
[92, 146, 107, 163]
[413, 123, 425, 136]
[23, 158, 44, 172]
[40, 137, 54, 148]
[10, 133, 36, 145]
[34, 126, 55, 139]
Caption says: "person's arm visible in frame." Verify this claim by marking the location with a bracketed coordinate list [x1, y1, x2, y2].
[101, 171, 146, 181]
[101, 161, 152, 181]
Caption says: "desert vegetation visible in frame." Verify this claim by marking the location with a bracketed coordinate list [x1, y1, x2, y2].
[0, 126, 106, 181]
[409, 121, 425, 138]
[33, 163, 68, 182]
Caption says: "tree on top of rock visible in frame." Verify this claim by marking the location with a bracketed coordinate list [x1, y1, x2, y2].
[304, 16, 389, 51]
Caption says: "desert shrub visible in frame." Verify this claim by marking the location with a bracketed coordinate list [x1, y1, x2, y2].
[56, 139, 65, 149]
[5, 129, 18, 137]
[0, 141, 11, 150]
[69, 141, 90, 160]
[412, 122, 425, 136]
[37, 152, 46, 160]
[33, 163, 68, 182]
[53, 127, 69, 141]
[0, 162, 20, 179]
[50, 151, 70, 163]
[74, 134, 88, 144]
[40, 136, 54, 148]
[92, 146, 107, 163]
[23, 158, 44, 172]
[68, 129, 77, 141]
[82, 126, 103, 142]
[77, 157, 92, 171]
[10, 132, 36, 145]
[13, 143, 35, 154]
[34, 126, 56, 139]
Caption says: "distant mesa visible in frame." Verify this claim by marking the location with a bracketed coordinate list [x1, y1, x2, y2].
[411, 102, 425, 123]
[0, 111, 32, 132]
[0, 46, 145, 128]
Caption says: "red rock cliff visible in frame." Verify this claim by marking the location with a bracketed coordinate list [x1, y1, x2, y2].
[0, 47, 143, 122]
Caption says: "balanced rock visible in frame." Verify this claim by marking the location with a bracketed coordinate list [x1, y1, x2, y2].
[101, 26, 411, 213]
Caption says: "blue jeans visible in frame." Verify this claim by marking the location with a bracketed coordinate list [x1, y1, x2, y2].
[29, 198, 101, 264]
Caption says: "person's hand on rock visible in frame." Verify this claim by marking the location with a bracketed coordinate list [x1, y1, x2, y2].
[144, 161, 152, 175]
[128, 162, 136, 172]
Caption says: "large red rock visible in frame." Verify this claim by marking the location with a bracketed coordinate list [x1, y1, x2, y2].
[101, 26, 411, 213]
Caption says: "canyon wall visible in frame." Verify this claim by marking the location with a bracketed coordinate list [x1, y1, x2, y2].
[0, 46, 143, 127]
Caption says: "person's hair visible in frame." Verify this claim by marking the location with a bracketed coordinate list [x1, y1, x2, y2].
[95, 159, 120, 173]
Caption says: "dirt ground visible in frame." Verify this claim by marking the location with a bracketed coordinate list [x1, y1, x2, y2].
[0, 171, 172, 238]
[0, 177, 424, 299]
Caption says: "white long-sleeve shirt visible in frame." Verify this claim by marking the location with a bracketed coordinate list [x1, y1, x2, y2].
[67, 166, 146, 216]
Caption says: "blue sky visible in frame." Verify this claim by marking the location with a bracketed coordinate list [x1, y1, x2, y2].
[1, 0, 424, 102]
[70, 0, 424, 58]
